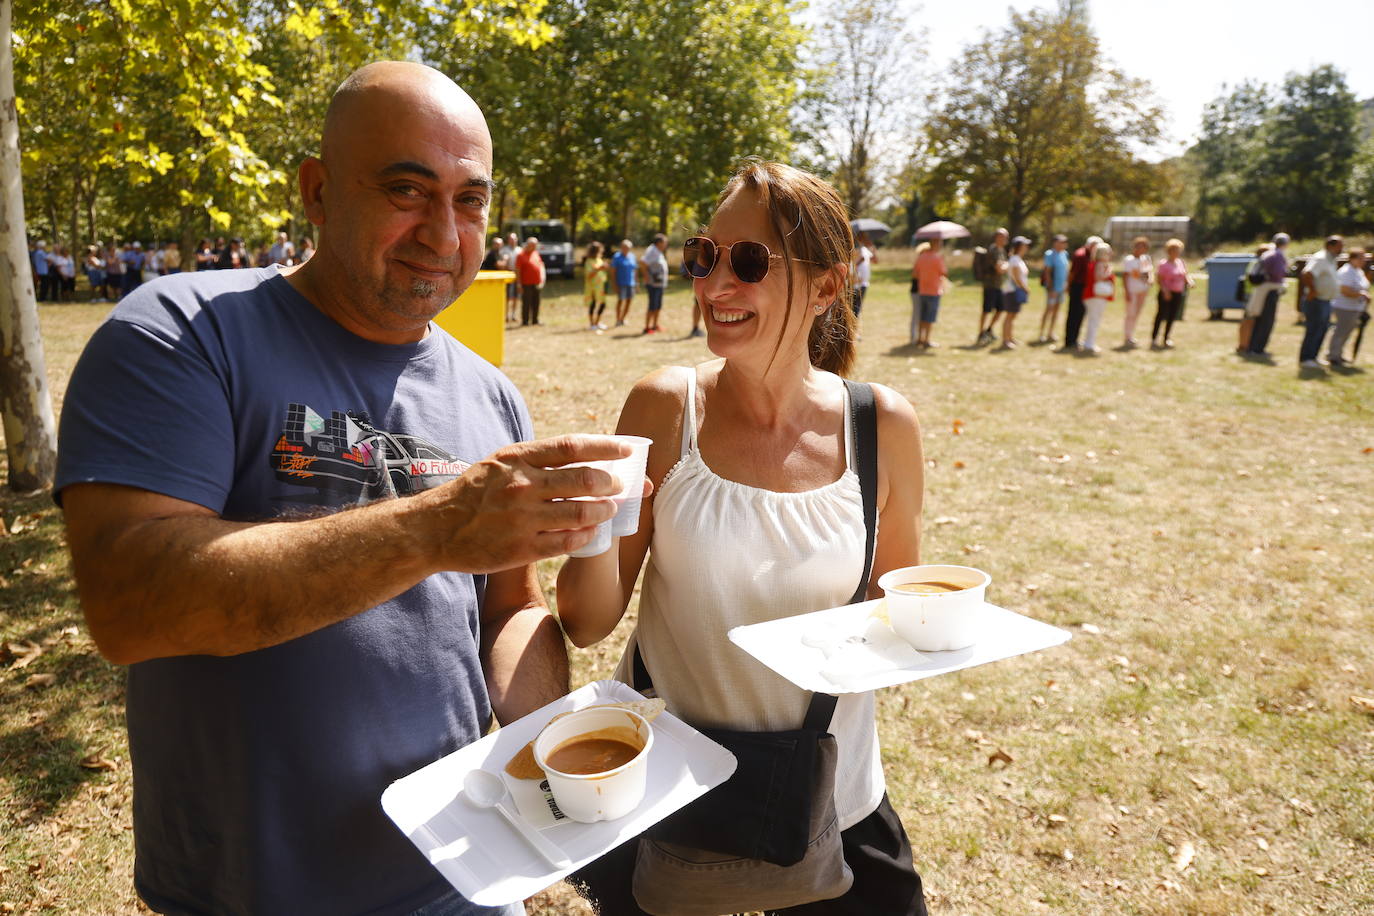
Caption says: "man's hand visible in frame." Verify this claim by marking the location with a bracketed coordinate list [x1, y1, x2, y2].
[418, 434, 631, 574]
[63, 435, 633, 664]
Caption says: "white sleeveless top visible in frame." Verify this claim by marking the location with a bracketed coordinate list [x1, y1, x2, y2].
[614, 366, 885, 830]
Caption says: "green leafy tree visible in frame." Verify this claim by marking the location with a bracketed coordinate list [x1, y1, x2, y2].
[432, 0, 802, 240]
[1255, 65, 1359, 238]
[1192, 81, 1271, 243]
[801, 0, 921, 217]
[918, 3, 1162, 237]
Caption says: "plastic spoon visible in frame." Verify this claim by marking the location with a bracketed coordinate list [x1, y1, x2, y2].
[463, 769, 572, 870]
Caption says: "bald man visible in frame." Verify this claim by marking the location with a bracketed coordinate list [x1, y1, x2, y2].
[55, 62, 628, 916]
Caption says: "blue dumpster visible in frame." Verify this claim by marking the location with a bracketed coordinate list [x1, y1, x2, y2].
[1204, 253, 1254, 318]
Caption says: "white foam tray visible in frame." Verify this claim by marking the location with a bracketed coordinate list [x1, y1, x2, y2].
[728, 599, 1071, 694]
[381, 679, 735, 907]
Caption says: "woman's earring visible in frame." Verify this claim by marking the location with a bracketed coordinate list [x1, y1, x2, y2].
[814, 304, 824, 315]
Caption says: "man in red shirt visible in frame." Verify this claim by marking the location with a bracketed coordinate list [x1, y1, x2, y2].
[514, 237, 545, 326]
[1059, 235, 1101, 353]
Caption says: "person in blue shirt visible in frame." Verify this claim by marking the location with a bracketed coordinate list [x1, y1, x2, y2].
[31, 240, 53, 302]
[611, 238, 637, 327]
[55, 60, 632, 916]
[1037, 234, 1070, 344]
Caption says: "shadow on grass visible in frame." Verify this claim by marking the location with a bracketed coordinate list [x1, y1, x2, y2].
[1, 487, 126, 812]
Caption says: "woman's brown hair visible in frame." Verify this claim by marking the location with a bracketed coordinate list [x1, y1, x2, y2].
[717, 160, 857, 377]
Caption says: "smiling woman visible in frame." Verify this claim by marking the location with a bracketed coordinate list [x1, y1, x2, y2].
[556, 161, 929, 915]
[286, 61, 495, 346]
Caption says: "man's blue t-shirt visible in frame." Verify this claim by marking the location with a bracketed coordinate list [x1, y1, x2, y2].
[611, 251, 637, 288]
[32, 248, 48, 275]
[1044, 249, 1069, 293]
[55, 268, 532, 916]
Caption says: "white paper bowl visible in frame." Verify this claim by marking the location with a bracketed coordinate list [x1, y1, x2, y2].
[533, 706, 653, 823]
[877, 564, 990, 652]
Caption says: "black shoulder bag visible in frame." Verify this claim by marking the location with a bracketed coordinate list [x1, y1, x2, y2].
[629, 380, 879, 916]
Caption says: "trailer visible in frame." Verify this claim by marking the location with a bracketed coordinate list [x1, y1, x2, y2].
[1102, 216, 1191, 254]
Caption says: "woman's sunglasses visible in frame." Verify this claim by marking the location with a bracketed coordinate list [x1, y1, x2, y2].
[682, 236, 809, 284]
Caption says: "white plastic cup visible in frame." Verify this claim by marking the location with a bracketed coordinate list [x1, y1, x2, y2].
[567, 516, 614, 558]
[533, 706, 653, 823]
[608, 436, 652, 536]
[877, 564, 990, 652]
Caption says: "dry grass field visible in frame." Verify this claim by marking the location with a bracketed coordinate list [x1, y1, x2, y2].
[2, 254, 1372, 915]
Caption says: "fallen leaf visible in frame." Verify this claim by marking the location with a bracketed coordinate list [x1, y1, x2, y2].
[1172, 841, 1196, 872]
[953, 461, 966, 469]
[1350, 696, 1374, 714]
[1363, 447, 1373, 454]
[1188, 775, 1208, 792]
[79, 755, 117, 772]
[988, 748, 1013, 767]
[962, 544, 984, 554]
[999, 484, 1022, 492]
[1249, 866, 1269, 876]
[1255, 837, 1269, 851]
[6, 640, 43, 670]
[24, 673, 57, 689]
[1047, 814, 1068, 827]
[1221, 664, 1235, 678]
[933, 516, 959, 526]
[1157, 878, 1182, 893]
[1030, 695, 1046, 707]
[1024, 583, 1039, 592]
[1080, 622, 1100, 634]
[1288, 797, 1315, 816]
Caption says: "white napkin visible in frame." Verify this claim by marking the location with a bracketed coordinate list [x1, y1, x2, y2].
[501, 771, 572, 829]
[807, 617, 923, 689]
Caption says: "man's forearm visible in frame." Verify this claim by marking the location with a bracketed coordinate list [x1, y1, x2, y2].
[70, 492, 443, 664]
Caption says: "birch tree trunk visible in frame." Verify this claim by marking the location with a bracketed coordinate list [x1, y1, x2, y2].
[0, 0, 58, 491]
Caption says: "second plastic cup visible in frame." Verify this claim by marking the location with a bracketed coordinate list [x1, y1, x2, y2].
[609, 436, 652, 536]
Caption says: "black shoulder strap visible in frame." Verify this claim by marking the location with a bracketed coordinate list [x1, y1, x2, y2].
[630, 383, 877, 735]
[844, 379, 879, 606]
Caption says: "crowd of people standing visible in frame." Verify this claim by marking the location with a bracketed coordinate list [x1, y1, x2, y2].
[905, 228, 1366, 370]
[27, 231, 314, 303]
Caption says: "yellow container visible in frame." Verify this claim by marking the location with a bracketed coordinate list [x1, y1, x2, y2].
[434, 270, 512, 366]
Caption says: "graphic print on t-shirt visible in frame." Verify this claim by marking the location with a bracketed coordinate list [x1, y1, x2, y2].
[271, 402, 470, 502]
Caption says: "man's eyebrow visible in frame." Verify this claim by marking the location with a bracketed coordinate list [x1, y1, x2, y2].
[378, 160, 440, 180]
[376, 161, 496, 192]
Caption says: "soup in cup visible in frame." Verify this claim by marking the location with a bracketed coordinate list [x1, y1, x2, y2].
[877, 564, 990, 651]
[533, 706, 653, 823]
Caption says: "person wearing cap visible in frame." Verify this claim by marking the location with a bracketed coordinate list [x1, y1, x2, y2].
[640, 232, 669, 334]
[1297, 235, 1343, 369]
[1037, 234, 1069, 344]
[999, 235, 1031, 349]
[1241, 232, 1289, 357]
[1059, 235, 1102, 353]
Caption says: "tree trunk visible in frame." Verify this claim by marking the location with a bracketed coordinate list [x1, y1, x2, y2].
[0, 0, 58, 491]
[85, 184, 97, 246]
[179, 204, 198, 272]
[657, 195, 669, 235]
[620, 195, 632, 242]
[495, 188, 508, 237]
[569, 194, 581, 245]
[69, 167, 79, 249]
